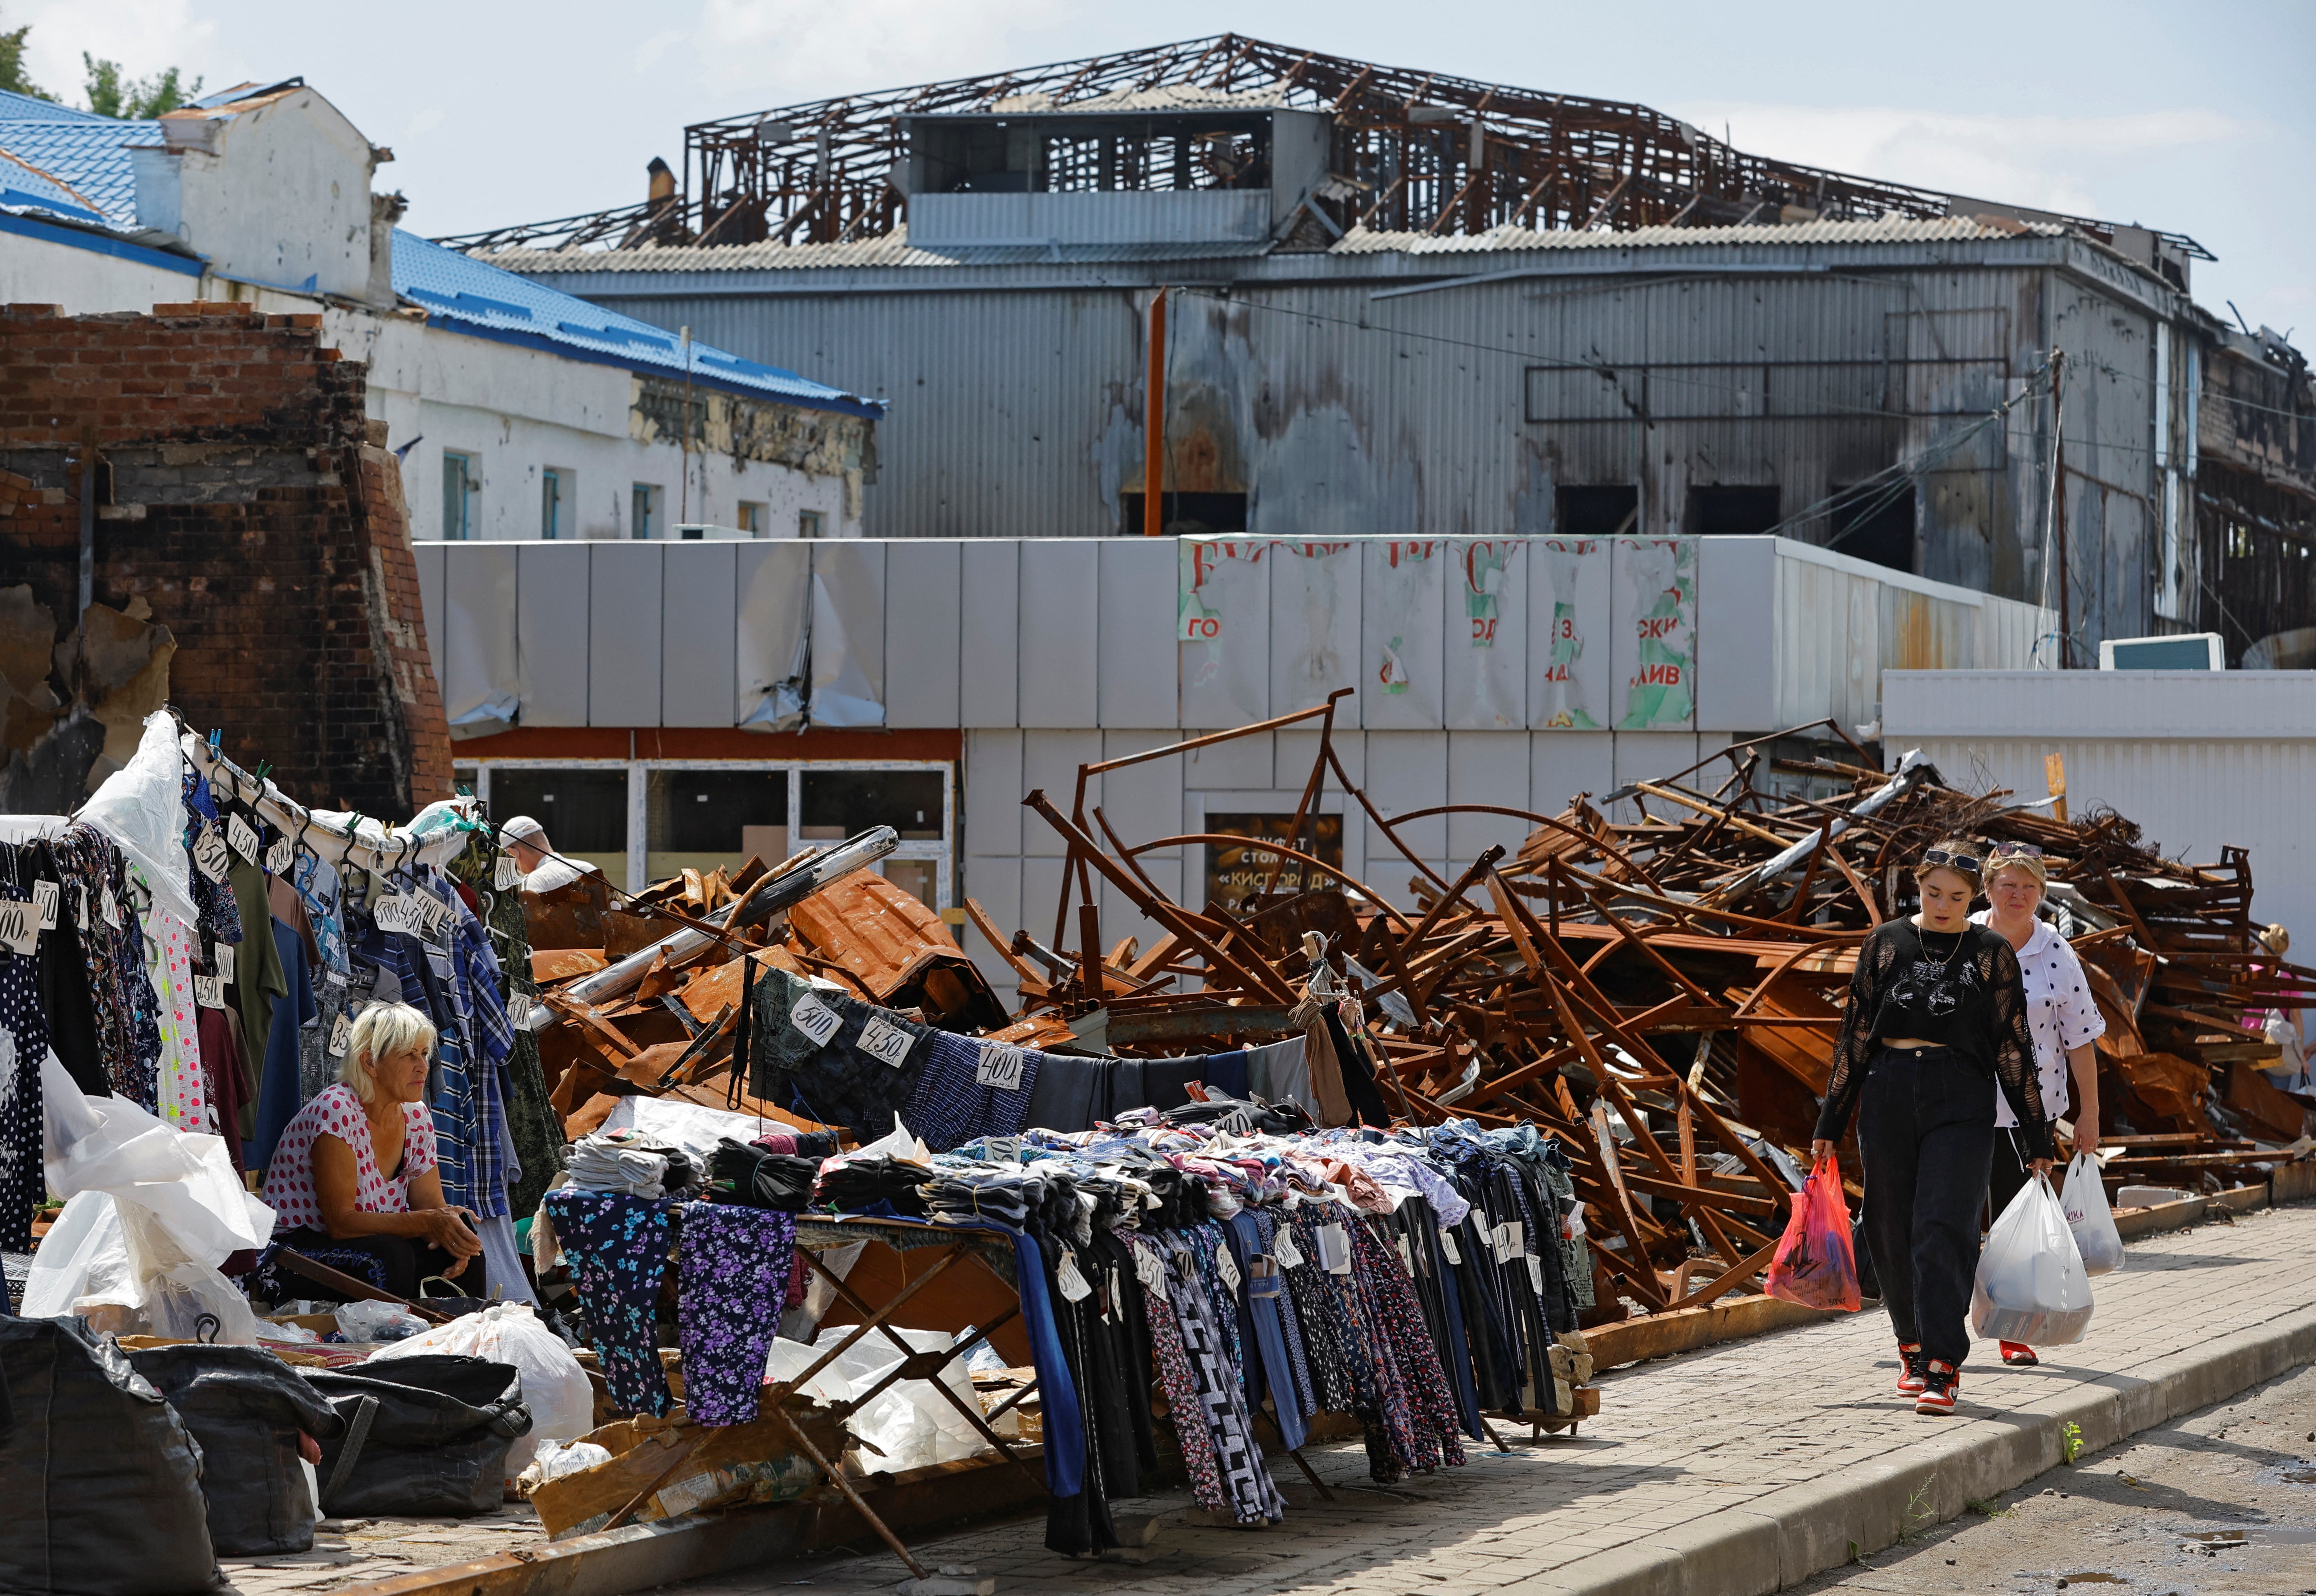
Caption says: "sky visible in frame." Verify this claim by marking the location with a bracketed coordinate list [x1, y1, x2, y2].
[12, 0, 2311, 331]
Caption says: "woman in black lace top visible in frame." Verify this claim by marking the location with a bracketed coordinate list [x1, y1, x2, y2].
[1810, 837, 2050, 1415]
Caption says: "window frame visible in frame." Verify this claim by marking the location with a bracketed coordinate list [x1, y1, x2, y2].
[541, 467, 570, 541]
[442, 451, 476, 540]
[631, 482, 661, 540]
[797, 508, 825, 539]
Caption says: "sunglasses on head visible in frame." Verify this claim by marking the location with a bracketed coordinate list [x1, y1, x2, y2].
[1922, 847, 1982, 874]
[1988, 842, 2044, 859]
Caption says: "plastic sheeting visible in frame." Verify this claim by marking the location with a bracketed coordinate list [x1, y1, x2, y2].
[766, 1327, 990, 1475]
[77, 712, 198, 932]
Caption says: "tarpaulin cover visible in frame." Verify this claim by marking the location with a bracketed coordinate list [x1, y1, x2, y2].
[302, 1354, 532, 1518]
[127, 1344, 345, 1557]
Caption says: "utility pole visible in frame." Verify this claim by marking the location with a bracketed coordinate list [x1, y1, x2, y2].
[1142, 288, 1168, 536]
[2053, 350, 2070, 667]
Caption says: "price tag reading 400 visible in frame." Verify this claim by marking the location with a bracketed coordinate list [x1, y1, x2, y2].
[975, 1043, 1026, 1091]
[787, 992, 844, 1048]
[0, 900, 37, 956]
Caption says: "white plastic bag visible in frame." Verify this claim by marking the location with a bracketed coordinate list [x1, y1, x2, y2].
[2060, 1152, 2126, 1277]
[333, 1299, 430, 1342]
[765, 1327, 989, 1475]
[368, 1302, 594, 1476]
[517, 1440, 613, 1495]
[1971, 1170, 2095, 1346]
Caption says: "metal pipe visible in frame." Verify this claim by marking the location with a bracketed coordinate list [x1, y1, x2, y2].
[562, 826, 897, 1005]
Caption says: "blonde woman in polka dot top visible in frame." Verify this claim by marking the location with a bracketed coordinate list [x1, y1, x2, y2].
[260, 1003, 482, 1300]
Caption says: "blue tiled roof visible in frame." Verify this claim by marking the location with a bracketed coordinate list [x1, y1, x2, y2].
[0, 88, 100, 121]
[0, 156, 108, 225]
[391, 230, 882, 418]
[0, 116, 161, 224]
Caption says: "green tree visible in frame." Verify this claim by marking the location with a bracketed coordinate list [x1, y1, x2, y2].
[83, 53, 199, 118]
[1, 12, 54, 100]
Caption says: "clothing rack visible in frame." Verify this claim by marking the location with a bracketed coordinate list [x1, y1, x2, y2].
[180, 731, 483, 878]
[0, 816, 69, 844]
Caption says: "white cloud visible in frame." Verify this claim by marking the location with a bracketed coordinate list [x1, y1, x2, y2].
[18, 0, 219, 105]
[689, 0, 1074, 102]
[1680, 101, 2249, 216]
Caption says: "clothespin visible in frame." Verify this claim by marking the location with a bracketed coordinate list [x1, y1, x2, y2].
[207, 729, 222, 754]
[253, 760, 273, 786]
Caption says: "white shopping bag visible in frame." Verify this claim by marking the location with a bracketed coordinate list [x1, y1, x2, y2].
[1971, 1170, 2094, 1346]
[2060, 1151, 2126, 1277]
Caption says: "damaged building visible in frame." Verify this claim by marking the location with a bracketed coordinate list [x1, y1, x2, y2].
[459, 34, 2267, 663]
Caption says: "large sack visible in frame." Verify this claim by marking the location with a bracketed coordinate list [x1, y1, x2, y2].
[367, 1304, 592, 1477]
[301, 1354, 531, 1517]
[0, 1316, 219, 1596]
[128, 1345, 345, 1557]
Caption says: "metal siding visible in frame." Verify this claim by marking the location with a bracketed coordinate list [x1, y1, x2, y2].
[516, 544, 591, 727]
[1098, 729, 1186, 875]
[1016, 539, 1099, 728]
[1020, 730, 1103, 858]
[734, 542, 809, 726]
[1365, 730, 1448, 857]
[439, 543, 519, 731]
[1446, 731, 1533, 859]
[811, 540, 886, 721]
[885, 540, 963, 727]
[1532, 729, 1614, 814]
[583, 544, 659, 727]
[1097, 540, 1179, 728]
[962, 729, 1024, 859]
[909, 190, 1269, 247]
[1883, 670, 2316, 739]
[958, 540, 1020, 727]
[660, 543, 736, 727]
[956, 851, 1021, 1008]
[1695, 535, 1776, 731]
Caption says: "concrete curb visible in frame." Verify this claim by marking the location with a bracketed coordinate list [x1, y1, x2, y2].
[1520, 1303, 2316, 1595]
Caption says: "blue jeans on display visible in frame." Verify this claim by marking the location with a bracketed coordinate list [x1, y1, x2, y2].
[1857, 1045, 1995, 1370]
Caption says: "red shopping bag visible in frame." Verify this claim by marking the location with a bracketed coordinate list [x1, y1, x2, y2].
[1762, 1156, 1862, 1312]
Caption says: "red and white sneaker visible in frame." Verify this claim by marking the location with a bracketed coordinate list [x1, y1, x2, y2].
[2000, 1341, 2040, 1367]
[1915, 1360, 1959, 1415]
[1895, 1342, 1927, 1395]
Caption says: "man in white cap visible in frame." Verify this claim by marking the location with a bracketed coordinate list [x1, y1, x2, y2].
[500, 814, 597, 893]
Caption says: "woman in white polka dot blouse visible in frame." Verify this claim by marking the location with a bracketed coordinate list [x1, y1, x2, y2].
[1971, 842, 2105, 1367]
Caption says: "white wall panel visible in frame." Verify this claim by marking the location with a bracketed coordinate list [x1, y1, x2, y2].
[1696, 536, 1776, 731]
[439, 544, 518, 734]
[1276, 726, 1360, 792]
[1364, 730, 1448, 857]
[885, 541, 964, 727]
[583, 545, 658, 727]
[963, 729, 1024, 859]
[1532, 731, 1614, 815]
[1446, 732, 1535, 862]
[1610, 536, 1698, 733]
[1269, 540, 1362, 727]
[956, 853, 1021, 1009]
[1362, 540, 1447, 729]
[516, 546, 590, 727]
[959, 541, 1020, 728]
[414, 542, 445, 690]
[1097, 540, 1178, 728]
[1178, 539, 1270, 728]
[1017, 540, 1100, 729]
[1445, 538, 1528, 730]
[811, 540, 886, 726]
[660, 544, 736, 727]
[1180, 730, 1271, 791]
[1528, 537, 1612, 731]
[1097, 731, 1186, 873]
[1018, 854, 1071, 962]
[1020, 730, 1103, 858]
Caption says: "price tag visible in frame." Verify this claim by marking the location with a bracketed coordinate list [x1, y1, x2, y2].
[1134, 1245, 1169, 1298]
[980, 1135, 1021, 1165]
[1317, 1222, 1352, 1276]
[100, 883, 119, 929]
[226, 812, 260, 865]
[192, 824, 231, 883]
[1215, 1248, 1242, 1296]
[193, 973, 225, 1009]
[32, 880, 59, 931]
[1272, 1226, 1304, 1269]
[494, 852, 522, 890]
[265, 835, 294, 876]
[75, 883, 89, 932]
[1503, 1222, 1527, 1262]
[417, 894, 454, 948]
[1214, 1108, 1254, 1137]
[0, 900, 36, 955]
[1055, 1249, 1093, 1303]
[372, 891, 423, 937]
[857, 1015, 916, 1068]
[215, 942, 236, 983]
[1439, 1228, 1462, 1266]
[1394, 1234, 1415, 1276]
[327, 1010, 352, 1057]
[787, 991, 843, 1048]
[1526, 1255, 1546, 1296]
[975, 1043, 1026, 1092]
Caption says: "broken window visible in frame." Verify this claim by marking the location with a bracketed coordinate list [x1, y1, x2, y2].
[801, 768, 945, 841]
[1119, 490, 1247, 537]
[487, 766, 629, 886]
[442, 452, 475, 540]
[1826, 482, 1917, 574]
[1556, 484, 1639, 539]
[1686, 485, 1782, 538]
[647, 768, 790, 882]
[798, 508, 825, 539]
[737, 501, 768, 536]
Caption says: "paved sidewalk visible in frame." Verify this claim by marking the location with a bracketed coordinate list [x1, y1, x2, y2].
[662, 1203, 2316, 1596]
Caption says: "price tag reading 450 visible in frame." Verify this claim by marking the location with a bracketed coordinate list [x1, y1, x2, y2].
[856, 1015, 916, 1068]
[975, 1043, 1026, 1091]
[787, 991, 844, 1048]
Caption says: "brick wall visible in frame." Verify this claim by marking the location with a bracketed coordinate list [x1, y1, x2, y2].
[0, 301, 453, 814]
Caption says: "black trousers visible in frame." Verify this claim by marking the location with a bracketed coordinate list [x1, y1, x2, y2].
[272, 1227, 461, 1302]
[1857, 1046, 1995, 1369]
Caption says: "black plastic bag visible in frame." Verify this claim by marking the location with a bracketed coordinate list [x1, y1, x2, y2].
[128, 1345, 346, 1557]
[0, 1316, 221, 1596]
[301, 1353, 531, 1517]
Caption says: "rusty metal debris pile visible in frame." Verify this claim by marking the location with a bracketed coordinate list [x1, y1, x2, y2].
[527, 699, 2313, 1326]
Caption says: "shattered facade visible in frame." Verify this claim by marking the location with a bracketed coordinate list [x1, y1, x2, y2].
[0, 301, 453, 814]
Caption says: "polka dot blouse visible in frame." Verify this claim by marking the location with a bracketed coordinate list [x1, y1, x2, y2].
[1971, 912, 2106, 1129]
[262, 1082, 438, 1232]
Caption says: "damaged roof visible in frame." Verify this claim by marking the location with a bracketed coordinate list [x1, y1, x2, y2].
[0, 113, 162, 225]
[392, 229, 884, 416]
